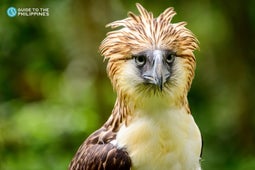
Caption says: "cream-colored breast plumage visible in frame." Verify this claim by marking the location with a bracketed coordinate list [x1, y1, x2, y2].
[115, 105, 202, 170]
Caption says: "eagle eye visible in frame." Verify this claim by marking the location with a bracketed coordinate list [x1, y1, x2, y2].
[166, 53, 175, 64]
[134, 55, 146, 66]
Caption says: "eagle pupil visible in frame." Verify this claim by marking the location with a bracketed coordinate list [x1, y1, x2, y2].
[135, 55, 146, 66]
[166, 54, 175, 64]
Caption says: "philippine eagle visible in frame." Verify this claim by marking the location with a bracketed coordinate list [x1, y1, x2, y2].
[69, 3, 202, 170]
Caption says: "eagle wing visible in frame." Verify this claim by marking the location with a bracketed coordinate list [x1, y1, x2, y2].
[69, 128, 131, 170]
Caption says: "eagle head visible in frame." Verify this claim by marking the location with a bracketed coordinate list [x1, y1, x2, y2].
[100, 3, 199, 107]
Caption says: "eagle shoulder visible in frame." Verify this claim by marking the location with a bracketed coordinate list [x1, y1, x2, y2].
[69, 127, 131, 170]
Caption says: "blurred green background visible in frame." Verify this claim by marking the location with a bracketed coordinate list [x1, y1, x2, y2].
[1, 0, 255, 169]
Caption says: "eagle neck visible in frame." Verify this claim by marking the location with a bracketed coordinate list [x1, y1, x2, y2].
[104, 95, 133, 132]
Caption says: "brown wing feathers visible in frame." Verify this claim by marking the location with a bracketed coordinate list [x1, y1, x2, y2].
[69, 96, 131, 170]
[69, 127, 131, 170]
[69, 143, 131, 170]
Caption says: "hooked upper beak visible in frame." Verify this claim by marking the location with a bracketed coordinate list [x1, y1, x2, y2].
[142, 51, 170, 90]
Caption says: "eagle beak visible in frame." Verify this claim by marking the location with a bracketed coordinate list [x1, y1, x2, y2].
[143, 51, 170, 90]
[151, 55, 164, 90]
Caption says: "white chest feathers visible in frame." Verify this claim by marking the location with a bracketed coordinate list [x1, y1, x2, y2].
[115, 108, 202, 170]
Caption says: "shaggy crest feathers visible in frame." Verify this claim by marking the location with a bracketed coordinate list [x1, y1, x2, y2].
[100, 3, 199, 61]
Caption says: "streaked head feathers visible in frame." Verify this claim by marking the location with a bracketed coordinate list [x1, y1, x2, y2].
[100, 3, 199, 60]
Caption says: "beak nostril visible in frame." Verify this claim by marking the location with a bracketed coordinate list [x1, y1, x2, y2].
[164, 73, 171, 81]
[142, 74, 154, 82]
[143, 74, 163, 90]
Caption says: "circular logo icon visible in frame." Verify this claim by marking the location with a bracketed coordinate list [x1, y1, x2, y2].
[7, 7, 17, 17]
